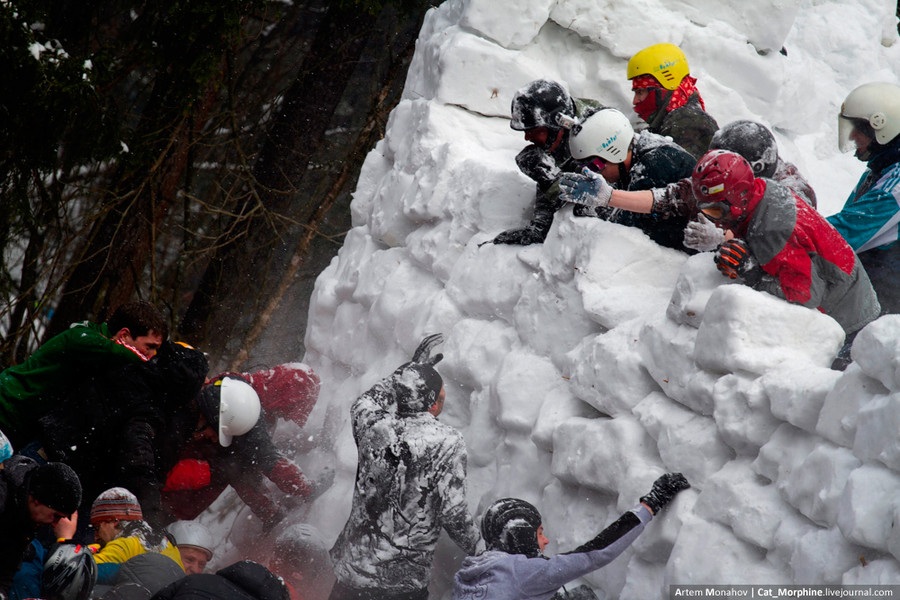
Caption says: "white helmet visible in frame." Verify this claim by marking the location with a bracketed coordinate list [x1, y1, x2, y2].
[839, 82, 900, 153]
[218, 377, 261, 447]
[165, 520, 214, 560]
[569, 108, 635, 163]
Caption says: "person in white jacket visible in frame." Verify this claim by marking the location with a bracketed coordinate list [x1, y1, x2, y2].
[452, 473, 689, 600]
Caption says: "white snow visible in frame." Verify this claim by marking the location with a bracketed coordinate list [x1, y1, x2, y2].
[249, 0, 900, 596]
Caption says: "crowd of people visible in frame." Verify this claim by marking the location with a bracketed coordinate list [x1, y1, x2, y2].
[1, 40, 899, 600]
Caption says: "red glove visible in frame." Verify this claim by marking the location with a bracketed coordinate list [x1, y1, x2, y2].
[163, 459, 212, 492]
[267, 457, 312, 498]
[714, 239, 758, 281]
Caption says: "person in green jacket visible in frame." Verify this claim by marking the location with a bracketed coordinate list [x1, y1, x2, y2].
[0, 301, 168, 448]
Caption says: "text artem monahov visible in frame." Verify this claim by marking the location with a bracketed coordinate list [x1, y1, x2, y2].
[672, 588, 751, 597]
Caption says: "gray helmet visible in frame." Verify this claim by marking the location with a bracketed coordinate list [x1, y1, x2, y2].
[481, 498, 543, 558]
[510, 80, 575, 133]
[709, 120, 779, 178]
[42, 543, 97, 600]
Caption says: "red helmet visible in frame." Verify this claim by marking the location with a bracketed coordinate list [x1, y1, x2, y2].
[691, 150, 757, 226]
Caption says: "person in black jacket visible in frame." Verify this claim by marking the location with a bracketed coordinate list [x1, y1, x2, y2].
[565, 107, 698, 251]
[36, 340, 209, 535]
[150, 560, 288, 600]
[0, 457, 82, 594]
[485, 80, 605, 246]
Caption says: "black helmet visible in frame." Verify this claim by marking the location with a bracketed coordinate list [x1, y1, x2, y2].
[480, 498, 543, 558]
[42, 543, 97, 600]
[709, 120, 779, 178]
[510, 80, 575, 133]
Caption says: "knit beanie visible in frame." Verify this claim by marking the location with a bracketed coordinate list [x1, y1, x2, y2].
[28, 462, 82, 515]
[91, 487, 144, 524]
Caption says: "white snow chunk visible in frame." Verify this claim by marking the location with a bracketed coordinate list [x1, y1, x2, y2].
[712, 374, 781, 456]
[666, 252, 734, 329]
[761, 364, 842, 434]
[637, 315, 717, 416]
[837, 463, 900, 552]
[851, 315, 900, 392]
[694, 285, 845, 374]
[853, 391, 900, 470]
[816, 364, 890, 448]
[843, 558, 900, 585]
[780, 442, 861, 528]
[633, 392, 733, 484]
[790, 526, 868, 585]
[752, 423, 820, 484]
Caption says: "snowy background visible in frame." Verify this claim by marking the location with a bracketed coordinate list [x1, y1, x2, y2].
[226, 0, 900, 597]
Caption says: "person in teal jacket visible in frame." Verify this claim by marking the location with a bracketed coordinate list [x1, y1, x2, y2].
[827, 82, 900, 315]
[0, 301, 167, 448]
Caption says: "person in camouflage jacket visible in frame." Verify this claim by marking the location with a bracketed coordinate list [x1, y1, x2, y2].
[329, 335, 480, 600]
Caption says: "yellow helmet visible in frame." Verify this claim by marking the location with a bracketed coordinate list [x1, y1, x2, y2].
[627, 43, 689, 91]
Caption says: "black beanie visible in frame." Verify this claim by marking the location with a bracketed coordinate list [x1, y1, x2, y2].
[28, 462, 82, 515]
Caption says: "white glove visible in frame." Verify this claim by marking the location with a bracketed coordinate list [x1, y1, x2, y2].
[558, 167, 613, 208]
[683, 214, 726, 251]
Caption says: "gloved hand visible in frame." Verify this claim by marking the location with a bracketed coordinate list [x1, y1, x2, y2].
[558, 167, 613, 208]
[683, 214, 726, 251]
[714, 239, 758, 281]
[411, 333, 444, 365]
[640, 472, 690, 514]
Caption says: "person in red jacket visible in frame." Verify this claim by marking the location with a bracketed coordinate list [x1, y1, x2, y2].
[161, 374, 332, 530]
[692, 150, 880, 368]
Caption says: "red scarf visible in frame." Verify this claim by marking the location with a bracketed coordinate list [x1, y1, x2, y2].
[631, 74, 706, 120]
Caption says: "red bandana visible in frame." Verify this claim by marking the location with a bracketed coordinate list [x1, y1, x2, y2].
[631, 74, 706, 119]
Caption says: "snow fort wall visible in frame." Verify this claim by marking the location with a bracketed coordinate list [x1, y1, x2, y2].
[297, 0, 900, 597]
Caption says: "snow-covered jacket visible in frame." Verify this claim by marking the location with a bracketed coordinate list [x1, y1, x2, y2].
[736, 179, 881, 334]
[642, 93, 718, 160]
[773, 158, 817, 209]
[330, 372, 480, 593]
[826, 143, 900, 253]
[601, 131, 697, 251]
[494, 97, 605, 246]
[452, 505, 651, 600]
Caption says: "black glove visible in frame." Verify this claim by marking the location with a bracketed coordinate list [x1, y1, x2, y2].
[640, 472, 690, 514]
[411, 333, 444, 365]
[714, 239, 760, 283]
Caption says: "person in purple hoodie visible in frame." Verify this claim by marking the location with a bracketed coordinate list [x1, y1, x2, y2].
[452, 473, 689, 600]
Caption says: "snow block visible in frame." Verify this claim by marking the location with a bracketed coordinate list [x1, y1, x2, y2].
[666, 252, 733, 329]
[666, 514, 790, 584]
[632, 488, 696, 563]
[843, 558, 900, 585]
[816, 364, 889, 448]
[790, 526, 867, 585]
[852, 315, 900, 392]
[619, 558, 666, 600]
[779, 442, 861, 528]
[637, 315, 716, 416]
[633, 393, 733, 484]
[694, 285, 845, 374]
[532, 392, 601, 452]
[761, 364, 842, 434]
[837, 463, 900, 552]
[692, 459, 791, 550]
[445, 245, 531, 321]
[550, 416, 662, 499]
[441, 319, 518, 389]
[853, 391, 900, 470]
[513, 276, 604, 367]
[565, 322, 660, 417]
[752, 423, 821, 484]
[712, 374, 781, 456]
[459, 0, 555, 48]
[571, 218, 686, 331]
[494, 349, 568, 433]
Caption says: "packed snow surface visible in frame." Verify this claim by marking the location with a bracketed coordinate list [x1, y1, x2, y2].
[267, 0, 900, 596]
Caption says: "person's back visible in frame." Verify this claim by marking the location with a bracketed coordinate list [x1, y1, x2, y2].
[330, 335, 480, 599]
